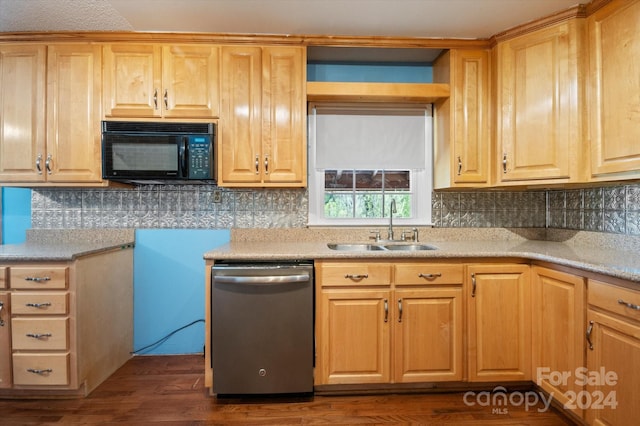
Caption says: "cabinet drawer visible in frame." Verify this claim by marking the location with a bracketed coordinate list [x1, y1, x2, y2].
[11, 292, 68, 315]
[317, 262, 392, 286]
[12, 353, 70, 386]
[395, 264, 463, 285]
[10, 267, 68, 290]
[589, 279, 640, 322]
[11, 318, 69, 350]
[0, 267, 7, 289]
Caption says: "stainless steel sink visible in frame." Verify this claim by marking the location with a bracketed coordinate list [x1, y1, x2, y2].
[327, 243, 437, 251]
[382, 244, 438, 251]
[326, 243, 386, 251]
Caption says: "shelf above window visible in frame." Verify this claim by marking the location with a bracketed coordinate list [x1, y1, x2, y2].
[306, 81, 449, 103]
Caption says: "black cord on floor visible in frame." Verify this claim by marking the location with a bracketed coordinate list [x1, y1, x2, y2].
[130, 319, 205, 355]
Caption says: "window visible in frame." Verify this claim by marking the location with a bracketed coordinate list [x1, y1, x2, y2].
[308, 104, 433, 226]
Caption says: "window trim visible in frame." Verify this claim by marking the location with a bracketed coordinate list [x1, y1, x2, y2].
[307, 103, 433, 227]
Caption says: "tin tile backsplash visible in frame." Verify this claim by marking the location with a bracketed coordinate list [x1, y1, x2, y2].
[32, 186, 308, 229]
[31, 182, 640, 236]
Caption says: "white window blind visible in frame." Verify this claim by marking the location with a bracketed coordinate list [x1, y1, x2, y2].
[314, 105, 430, 170]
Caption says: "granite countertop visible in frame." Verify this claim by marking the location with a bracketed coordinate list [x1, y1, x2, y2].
[0, 229, 135, 262]
[204, 228, 640, 283]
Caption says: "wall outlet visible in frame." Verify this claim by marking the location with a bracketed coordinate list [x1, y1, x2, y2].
[213, 190, 222, 203]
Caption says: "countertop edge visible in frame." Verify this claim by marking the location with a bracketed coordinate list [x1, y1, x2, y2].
[203, 240, 640, 284]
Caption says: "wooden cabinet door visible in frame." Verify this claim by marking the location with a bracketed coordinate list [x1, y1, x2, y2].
[103, 44, 162, 118]
[315, 289, 391, 385]
[393, 287, 463, 382]
[434, 49, 490, 188]
[532, 266, 586, 418]
[261, 46, 306, 186]
[218, 46, 263, 185]
[162, 45, 220, 118]
[46, 44, 102, 182]
[495, 20, 581, 184]
[0, 292, 10, 388]
[467, 264, 531, 382]
[588, 0, 640, 178]
[0, 44, 46, 182]
[586, 310, 640, 426]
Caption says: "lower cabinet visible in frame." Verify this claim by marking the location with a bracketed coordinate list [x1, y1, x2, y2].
[315, 260, 463, 386]
[466, 263, 531, 382]
[532, 265, 586, 419]
[0, 247, 133, 397]
[316, 288, 392, 384]
[313, 257, 640, 426]
[586, 279, 640, 425]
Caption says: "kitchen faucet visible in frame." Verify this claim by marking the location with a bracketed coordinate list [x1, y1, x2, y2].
[388, 199, 397, 240]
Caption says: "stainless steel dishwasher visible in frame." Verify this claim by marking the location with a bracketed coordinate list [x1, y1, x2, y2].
[211, 261, 314, 395]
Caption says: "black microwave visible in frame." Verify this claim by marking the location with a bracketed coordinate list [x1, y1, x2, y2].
[101, 121, 215, 183]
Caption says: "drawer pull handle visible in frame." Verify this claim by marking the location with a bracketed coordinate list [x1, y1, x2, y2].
[344, 274, 368, 280]
[27, 368, 53, 376]
[0, 301, 4, 326]
[398, 299, 403, 323]
[26, 302, 52, 308]
[418, 273, 442, 279]
[384, 299, 388, 323]
[586, 320, 594, 350]
[471, 273, 477, 297]
[618, 299, 640, 311]
[26, 333, 52, 339]
[25, 276, 51, 283]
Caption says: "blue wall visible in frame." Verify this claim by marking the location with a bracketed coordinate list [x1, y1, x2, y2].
[1, 188, 31, 244]
[133, 229, 230, 354]
[0, 190, 231, 354]
[307, 62, 433, 83]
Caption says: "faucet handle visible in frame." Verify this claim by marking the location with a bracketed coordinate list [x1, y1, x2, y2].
[369, 230, 381, 242]
[412, 227, 419, 242]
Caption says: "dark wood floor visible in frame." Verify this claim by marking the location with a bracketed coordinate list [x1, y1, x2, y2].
[0, 355, 575, 425]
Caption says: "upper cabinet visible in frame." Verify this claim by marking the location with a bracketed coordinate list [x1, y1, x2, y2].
[433, 49, 491, 188]
[494, 19, 584, 186]
[587, 0, 640, 180]
[0, 43, 103, 185]
[103, 44, 220, 119]
[217, 45, 306, 187]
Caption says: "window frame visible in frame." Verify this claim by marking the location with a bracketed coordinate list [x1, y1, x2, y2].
[307, 103, 433, 227]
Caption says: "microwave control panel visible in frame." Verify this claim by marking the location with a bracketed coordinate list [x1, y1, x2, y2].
[188, 136, 213, 179]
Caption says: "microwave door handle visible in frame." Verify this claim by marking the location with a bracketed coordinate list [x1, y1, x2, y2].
[180, 137, 189, 178]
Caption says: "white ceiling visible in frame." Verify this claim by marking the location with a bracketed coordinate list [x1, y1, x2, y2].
[1, 0, 581, 39]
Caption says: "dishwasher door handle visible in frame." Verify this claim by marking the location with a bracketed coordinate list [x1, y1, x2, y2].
[214, 274, 310, 285]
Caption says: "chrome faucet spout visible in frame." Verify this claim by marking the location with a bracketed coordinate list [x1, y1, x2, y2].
[388, 199, 397, 240]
